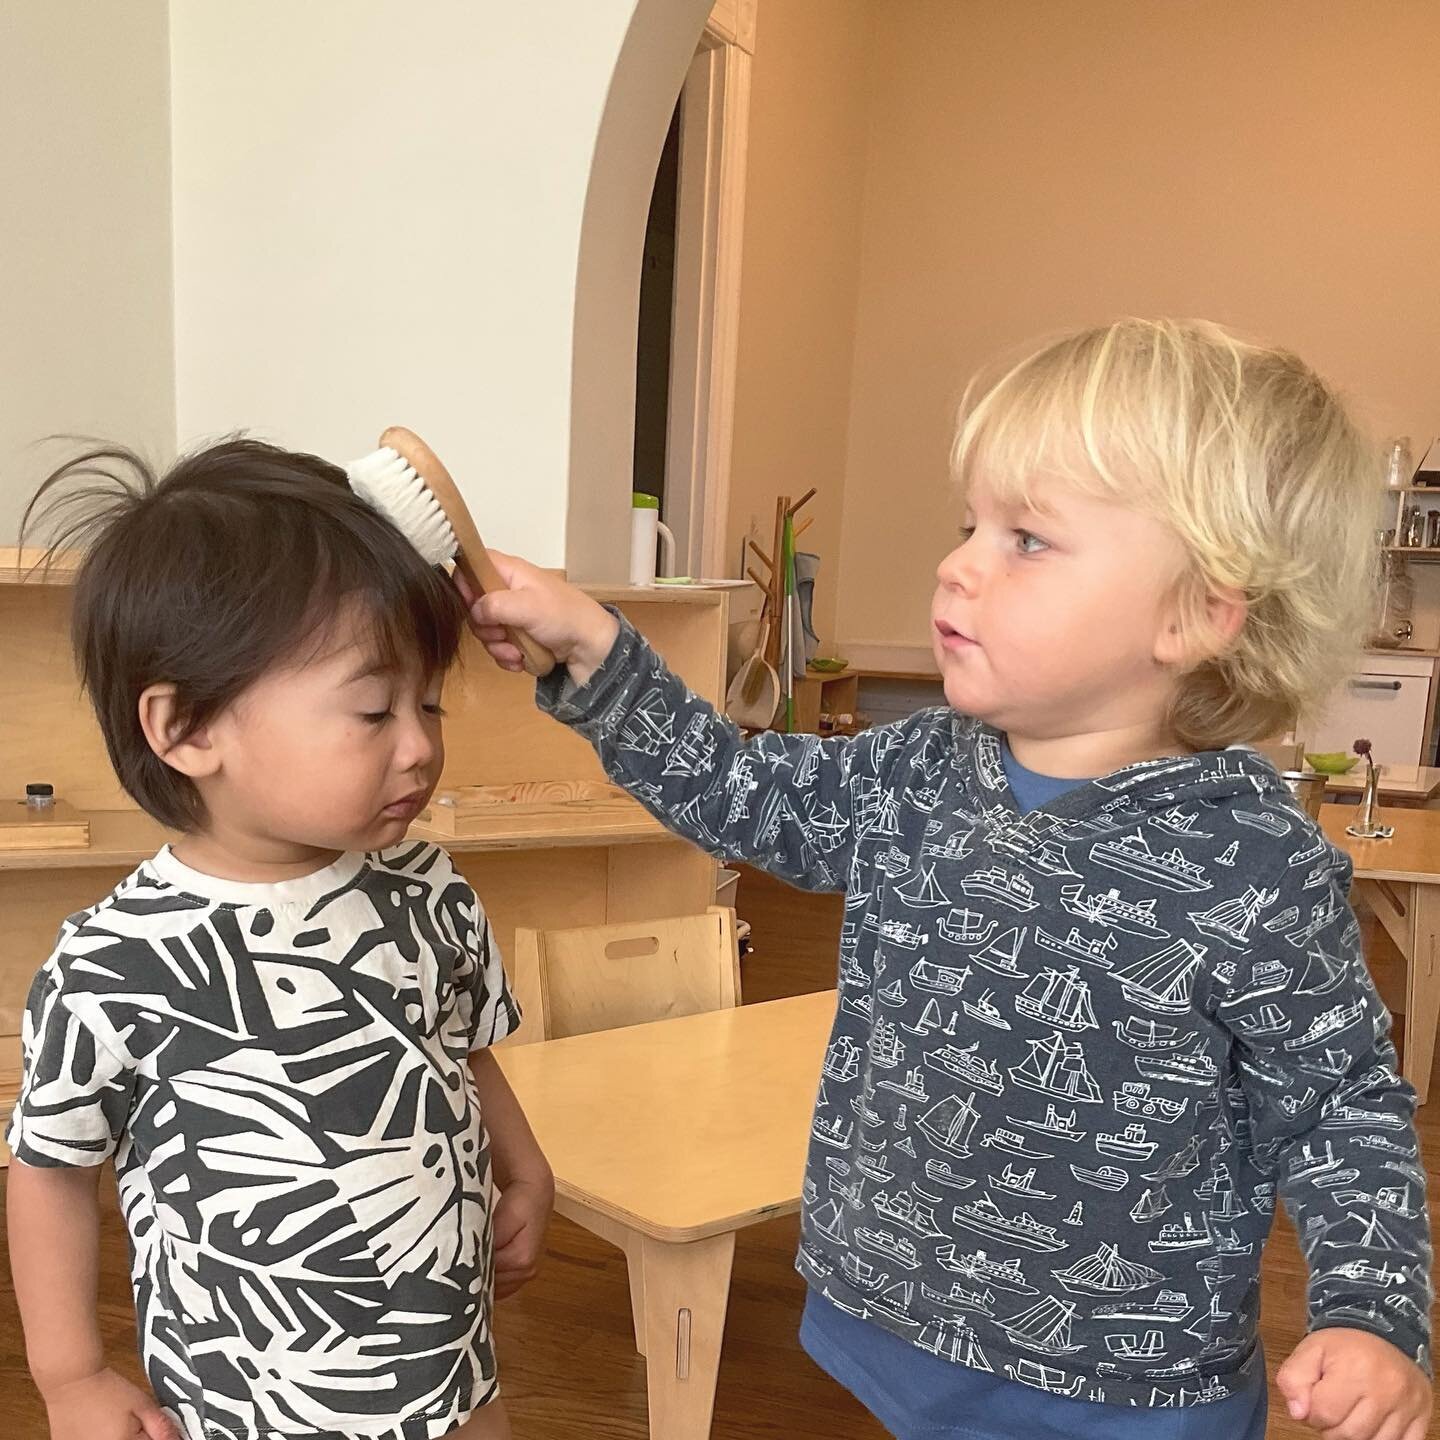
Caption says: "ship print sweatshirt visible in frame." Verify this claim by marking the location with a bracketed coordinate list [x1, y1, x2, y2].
[537, 618, 1432, 1408]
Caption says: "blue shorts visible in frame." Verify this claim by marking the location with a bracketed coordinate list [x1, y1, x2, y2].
[800, 1291, 1267, 1440]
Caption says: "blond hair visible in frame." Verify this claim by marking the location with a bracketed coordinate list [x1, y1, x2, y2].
[950, 318, 1381, 750]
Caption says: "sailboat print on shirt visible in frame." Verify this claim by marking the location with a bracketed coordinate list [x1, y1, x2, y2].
[895, 865, 952, 909]
[1009, 1032, 1102, 1104]
[1107, 939, 1205, 1015]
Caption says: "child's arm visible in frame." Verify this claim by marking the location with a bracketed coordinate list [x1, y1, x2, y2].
[6, 957, 176, 1440]
[1216, 867, 1431, 1440]
[468, 555, 913, 892]
[468, 1050, 554, 1299]
[7, 1162, 176, 1440]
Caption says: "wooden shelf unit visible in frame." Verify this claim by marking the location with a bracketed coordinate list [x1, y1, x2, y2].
[0, 550, 731, 1154]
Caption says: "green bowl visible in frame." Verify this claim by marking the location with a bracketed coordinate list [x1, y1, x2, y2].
[808, 657, 848, 674]
[1305, 752, 1359, 775]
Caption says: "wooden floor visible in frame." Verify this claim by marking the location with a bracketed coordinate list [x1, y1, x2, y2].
[1, 866, 1435, 1438]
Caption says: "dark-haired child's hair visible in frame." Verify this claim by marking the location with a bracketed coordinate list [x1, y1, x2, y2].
[21, 437, 465, 831]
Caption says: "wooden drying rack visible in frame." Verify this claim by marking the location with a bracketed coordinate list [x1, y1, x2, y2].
[742, 490, 815, 671]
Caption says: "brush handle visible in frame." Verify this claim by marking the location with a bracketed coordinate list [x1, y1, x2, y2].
[381, 427, 556, 676]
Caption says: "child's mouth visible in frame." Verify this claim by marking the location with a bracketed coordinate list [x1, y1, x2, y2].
[382, 791, 428, 820]
[935, 619, 977, 650]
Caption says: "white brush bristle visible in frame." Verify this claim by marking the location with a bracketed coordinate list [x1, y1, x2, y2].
[345, 446, 458, 567]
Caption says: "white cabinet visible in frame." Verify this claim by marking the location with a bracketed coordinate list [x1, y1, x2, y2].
[1305, 654, 1436, 765]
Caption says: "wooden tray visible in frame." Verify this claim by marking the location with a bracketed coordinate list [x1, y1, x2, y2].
[416, 781, 660, 842]
[0, 798, 91, 852]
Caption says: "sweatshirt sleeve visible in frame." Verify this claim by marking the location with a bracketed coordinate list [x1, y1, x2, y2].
[1214, 852, 1432, 1371]
[536, 611, 904, 893]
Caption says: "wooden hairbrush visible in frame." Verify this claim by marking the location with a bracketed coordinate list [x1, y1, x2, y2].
[347, 426, 556, 676]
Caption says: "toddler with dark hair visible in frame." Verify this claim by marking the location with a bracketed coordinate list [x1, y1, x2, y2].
[6, 440, 547, 1440]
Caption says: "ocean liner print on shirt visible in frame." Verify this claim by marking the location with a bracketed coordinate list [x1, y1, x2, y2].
[7, 842, 519, 1440]
[540, 616, 1432, 1410]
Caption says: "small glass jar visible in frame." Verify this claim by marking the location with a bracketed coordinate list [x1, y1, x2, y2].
[26, 782, 55, 813]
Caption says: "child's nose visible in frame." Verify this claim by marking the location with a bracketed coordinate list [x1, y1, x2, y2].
[936, 540, 980, 594]
[395, 713, 439, 774]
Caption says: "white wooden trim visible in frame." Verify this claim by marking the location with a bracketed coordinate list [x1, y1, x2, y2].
[663, 9, 754, 581]
[704, 0, 757, 53]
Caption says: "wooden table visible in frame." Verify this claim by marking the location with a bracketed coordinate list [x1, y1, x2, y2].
[1317, 765, 1440, 804]
[494, 989, 834, 1440]
[1323, 803, 1440, 1103]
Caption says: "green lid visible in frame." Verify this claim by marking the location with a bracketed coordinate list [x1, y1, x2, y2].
[632, 492, 660, 510]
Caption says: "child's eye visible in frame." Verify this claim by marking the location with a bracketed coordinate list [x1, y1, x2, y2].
[423, 703, 447, 718]
[361, 710, 393, 726]
[1015, 530, 1049, 554]
[957, 524, 976, 542]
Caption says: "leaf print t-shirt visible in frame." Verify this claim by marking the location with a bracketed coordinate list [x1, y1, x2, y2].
[7, 841, 519, 1440]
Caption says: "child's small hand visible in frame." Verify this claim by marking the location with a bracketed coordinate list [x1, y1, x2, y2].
[456, 552, 619, 686]
[42, 1365, 178, 1440]
[491, 1173, 554, 1301]
[1276, 1328, 1431, 1440]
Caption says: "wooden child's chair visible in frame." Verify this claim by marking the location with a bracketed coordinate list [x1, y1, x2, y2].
[505, 906, 742, 1044]
[501, 906, 743, 1365]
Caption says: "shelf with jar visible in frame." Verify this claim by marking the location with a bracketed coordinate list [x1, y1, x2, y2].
[1385, 439, 1440, 558]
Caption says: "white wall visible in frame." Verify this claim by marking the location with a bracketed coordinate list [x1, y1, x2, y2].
[171, 0, 709, 572]
[0, 0, 175, 545]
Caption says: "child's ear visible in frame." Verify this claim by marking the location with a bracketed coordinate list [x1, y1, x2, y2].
[1155, 583, 1247, 668]
[138, 684, 221, 779]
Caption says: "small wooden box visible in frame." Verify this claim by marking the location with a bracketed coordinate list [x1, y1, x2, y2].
[0, 799, 91, 852]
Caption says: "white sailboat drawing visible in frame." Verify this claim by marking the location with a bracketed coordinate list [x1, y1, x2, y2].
[1009, 1031, 1102, 1104]
[997, 1296, 1084, 1355]
[972, 925, 1029, 978]
[916, 1315, 993, 1371]
[1052, 1242, 1164, 1297]
[1189, 885, 1279, 949]
[1108, 939, 1205, 1014]
[895, 864, 951, 909]
[1296, 941, 1348, 997]
[917, 1091, 982, 1157]
[823, 1035, 862, 1082]
[1130, 1186, 1173, 1222]
[902, 997, 947, 1037]
[1015, 966, 1098, 1032]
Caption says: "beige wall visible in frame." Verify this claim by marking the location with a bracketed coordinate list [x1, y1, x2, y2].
[171, 0, 710, 573]
[727, 0, 874, 649]
[0, 0, 175, 544]
[823, 0, 1440, 657]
